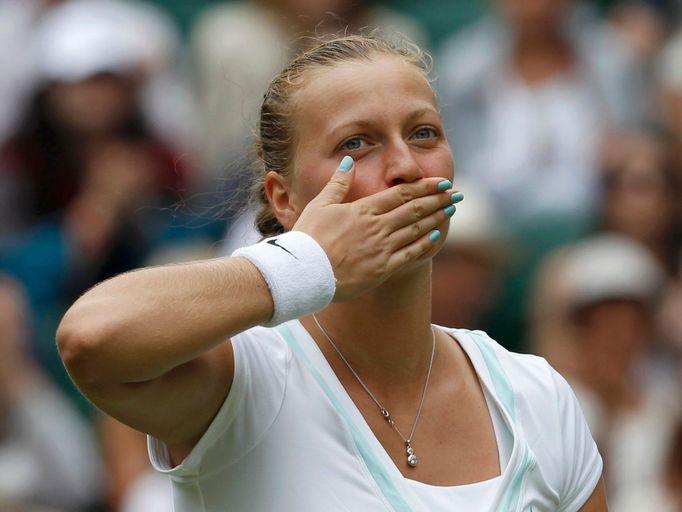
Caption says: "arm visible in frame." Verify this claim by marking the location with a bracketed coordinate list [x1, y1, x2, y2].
[57, 162, 454, 455]
[579, 479, 608, 512]
[57, 256, 273, 449]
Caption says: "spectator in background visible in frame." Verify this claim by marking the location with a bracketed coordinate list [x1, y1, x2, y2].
[658, 21, 682, 162]
[436, 0, 649, 234]
[531, 234, 681, 506]
[607, 0, 672, 64]
[531, 126, 682, 376]
[599, 129, 682, 378]
[435, 0, 653, 351]
[0, 0, 191, 162]
[0, 0, 192, 406]
[0, 275, 102, 511]
[98, 415, 172, 512]
[611, 417, 682, 512]
[599, 129, 682, 276]
[0, 0, 189, 236]
[431, 181, 506, 330]
[0, 0, 61, 145]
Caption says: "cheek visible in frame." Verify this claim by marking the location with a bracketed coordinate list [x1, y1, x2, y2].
[290, 162, 335, 210]
[422, 147, 455, 181]
[344, 165, 386, 202]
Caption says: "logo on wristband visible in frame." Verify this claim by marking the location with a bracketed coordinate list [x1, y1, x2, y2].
[267, 238, 299, 260]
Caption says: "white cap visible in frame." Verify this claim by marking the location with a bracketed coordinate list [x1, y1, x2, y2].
[34, 0, 177, 83]
[563, 233, 664, 312]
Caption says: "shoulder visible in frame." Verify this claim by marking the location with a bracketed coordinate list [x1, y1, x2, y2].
[443, 327, 588, 452]
[447, 327, 559, 398]
[232, 324, 293, 375]
[446, 328, 602, 508]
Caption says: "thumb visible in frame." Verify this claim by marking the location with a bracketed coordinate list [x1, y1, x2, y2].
[315, 156, 354, 206]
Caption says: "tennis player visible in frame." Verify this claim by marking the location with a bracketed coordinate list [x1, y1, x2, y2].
[57, 35, 607, 511]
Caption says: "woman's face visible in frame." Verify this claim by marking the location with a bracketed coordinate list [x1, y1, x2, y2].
[46, 73, 137, 135]
[284, 55, 454, 220]
[603, 139, 678, 244]
[497, 0, 570, 30]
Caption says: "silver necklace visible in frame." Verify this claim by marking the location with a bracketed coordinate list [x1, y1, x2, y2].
[311, 313, 436, 468]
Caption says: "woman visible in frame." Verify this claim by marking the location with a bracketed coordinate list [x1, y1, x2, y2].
[57, 35, 607, 511]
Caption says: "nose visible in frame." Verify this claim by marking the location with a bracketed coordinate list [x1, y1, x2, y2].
[383, 139, 424, 186]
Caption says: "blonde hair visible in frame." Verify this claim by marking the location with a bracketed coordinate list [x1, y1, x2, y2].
[252, 34, 433, 237]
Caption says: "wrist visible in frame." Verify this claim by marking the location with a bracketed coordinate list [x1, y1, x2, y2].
[233, 231, 336, 326]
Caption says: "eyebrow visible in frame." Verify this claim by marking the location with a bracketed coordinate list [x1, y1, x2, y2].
[326, 107, 439, 137]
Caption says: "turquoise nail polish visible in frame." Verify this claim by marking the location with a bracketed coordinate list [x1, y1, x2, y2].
[437, 180, 452, 192]
[444, 205, 457, 217]
[451, 191, 464, 203]
[338, 155, 354, 172]
[428, 229, 441, 242]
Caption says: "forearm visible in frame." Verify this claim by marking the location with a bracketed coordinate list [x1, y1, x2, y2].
[57, 256, 273, 385]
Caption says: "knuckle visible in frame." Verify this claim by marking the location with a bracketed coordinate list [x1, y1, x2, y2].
[368, 262, 386, 282]
[412, 221, 422, 238]
[403, 246, 416, 265]
[328, 176, 345, 189]
[413, 243, 429, 262]
[370, 222, 387, 240]
[397, 185, 412, 205]
[355, 202, 370, 217]
[412, 199, 425, 220]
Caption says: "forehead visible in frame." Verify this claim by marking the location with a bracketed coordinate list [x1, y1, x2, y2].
[291, 55, 437, 136]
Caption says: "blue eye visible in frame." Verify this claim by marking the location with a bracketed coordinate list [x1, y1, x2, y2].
[341, 137, 364, 151]
[413, 127, 437, 139]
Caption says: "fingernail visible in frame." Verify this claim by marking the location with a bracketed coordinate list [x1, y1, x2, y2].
[428, 229, 441, 242]
[451, 191, 464, 203]
[437, 180, 452, 191]
[444, 205, 457, 217]
[338, 156, 354, 172]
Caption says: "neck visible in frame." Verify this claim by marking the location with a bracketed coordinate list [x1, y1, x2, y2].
[302, 263, 434, 386]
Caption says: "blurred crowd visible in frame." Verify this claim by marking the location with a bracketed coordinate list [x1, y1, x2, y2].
[0, 0, 680, 510]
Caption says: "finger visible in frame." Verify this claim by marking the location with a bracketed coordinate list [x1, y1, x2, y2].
[385, 229, 442, 273]
[313, 156, 355, 207]
[361, 178, 453, 214]
[383, 189, 456, 232]
[387, 203, 454, 249]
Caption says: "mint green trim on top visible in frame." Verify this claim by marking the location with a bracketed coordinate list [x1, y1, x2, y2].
[467, 330, 537, 512]
[469, 332, 516, 420]
[274, 324, 414, 512]
[500, 445, 535, 512]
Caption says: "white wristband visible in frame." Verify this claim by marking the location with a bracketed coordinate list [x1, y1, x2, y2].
[232, 231, 336, 326]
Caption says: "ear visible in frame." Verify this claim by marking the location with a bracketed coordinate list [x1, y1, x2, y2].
[264, 171, 299, 231]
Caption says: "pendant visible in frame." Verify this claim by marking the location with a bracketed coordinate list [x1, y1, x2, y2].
[406, 443, 418, 468]
[381, 409, 419, 467]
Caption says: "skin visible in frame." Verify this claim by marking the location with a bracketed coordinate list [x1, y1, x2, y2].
[575, 300, 650, 413]
[57, 54, 607, 508]
[497, 0, 569, 32]
[495, 0, 576, 85]
[47, 73, 138, 136]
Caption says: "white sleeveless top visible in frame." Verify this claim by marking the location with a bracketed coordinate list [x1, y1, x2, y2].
[148, 321, 602, 511]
